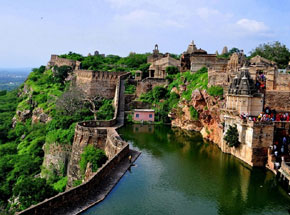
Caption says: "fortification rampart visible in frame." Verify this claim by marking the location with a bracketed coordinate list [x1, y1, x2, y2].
[75, 70, 128, 99]
[222, 116, 275, 167]
[264, 91, 290, 112]
[136, 78, 167, 96]
[17, 141, 129, 215]
[18, 70, 133, 214]
[47, 55, 81, 70]
[66, 72, 129, 188]
[208, 65, 229, 88]
[273, 72, 290, 91]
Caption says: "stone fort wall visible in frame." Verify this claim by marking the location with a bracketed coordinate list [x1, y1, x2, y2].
[264, 91, 290, 112]
[222, 116, 274, 167]
[136, 78, 167, 97]
[17, 140, 129, 215]
[47, 55, 81, 70]
[273, 72, 290, 91]
[18, 72, 131, 214]
[75, 70, 127, 99]
[66, 72, 129, 188]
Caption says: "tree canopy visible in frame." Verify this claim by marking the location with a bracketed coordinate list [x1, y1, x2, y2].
[250, 41, 290, 69]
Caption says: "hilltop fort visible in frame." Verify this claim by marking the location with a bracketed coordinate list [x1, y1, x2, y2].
[15, 41, 290, 214]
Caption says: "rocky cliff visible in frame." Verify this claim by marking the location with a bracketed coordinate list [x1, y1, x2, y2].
[170, 89, 225, 146]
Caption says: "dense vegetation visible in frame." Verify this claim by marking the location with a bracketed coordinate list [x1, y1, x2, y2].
[250, 41, 290, 69]
[79, 145, 107, 175]
[60, 52, 151, 73]
[138, 67, 224, 123]
[0, 65, 114, 213]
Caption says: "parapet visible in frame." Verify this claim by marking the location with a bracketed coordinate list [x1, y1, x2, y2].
[47, 55, 81, 70]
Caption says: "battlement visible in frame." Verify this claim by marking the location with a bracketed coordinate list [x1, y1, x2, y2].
[47, 55, 81, 70]
[75, 70, 129, 99]
[75, 70, 125, 80]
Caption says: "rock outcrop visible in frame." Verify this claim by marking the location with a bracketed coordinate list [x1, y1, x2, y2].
[170, 89, 225, 145]
[32, 108, 51, 124]
[41, 142, 72, 179]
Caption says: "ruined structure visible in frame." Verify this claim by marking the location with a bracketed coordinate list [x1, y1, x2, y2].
[180, 41, 228, 73]
[208, 51, 246, 88]
[47, 55, 81, 70]
[147, 44, 165, 64]
[136, 78, 167, 97]
[148, 54, 180, 78]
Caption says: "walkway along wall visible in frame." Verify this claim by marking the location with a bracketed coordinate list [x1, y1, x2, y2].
[17, 72, 133, 215]
[66, 72, 129, 188]
[17, 142, 129, 215]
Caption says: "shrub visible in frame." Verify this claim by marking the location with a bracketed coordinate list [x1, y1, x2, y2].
[166, 66, 179, 75]
[224, 124, 240, 147]
[189, 106, 199, 120]
[153, 86, 168, 101]
[53, 176, 68, 192]
[79, 145, 107, 175]
[208, 86, 223, 96]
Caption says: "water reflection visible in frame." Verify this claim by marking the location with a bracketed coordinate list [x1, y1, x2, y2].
[84, 124, 290, 215]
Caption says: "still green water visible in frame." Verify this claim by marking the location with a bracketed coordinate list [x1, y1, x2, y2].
[83, 124, 290, 215]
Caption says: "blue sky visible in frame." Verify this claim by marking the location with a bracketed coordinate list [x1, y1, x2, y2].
[0, 0, 289, 68]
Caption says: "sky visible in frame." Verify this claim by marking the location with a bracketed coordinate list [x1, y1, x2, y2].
[0, 0, 290, 68]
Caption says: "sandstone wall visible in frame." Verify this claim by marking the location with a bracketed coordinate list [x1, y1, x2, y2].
[18, 142, 129, 215]
[208, 67, 228, 88]
[222, 118, 274, 167]
[190, 55, 228, 73]
[66, 126, 108, 188]
[66, 72, 129, 188]
[264, 91, 290, 112]
[105, 129, 127, 159]
[75, 70, 125, 99]
[47, 55, 80, 70]
[136, 78, 167, 96]
[274, 73, 290, 91]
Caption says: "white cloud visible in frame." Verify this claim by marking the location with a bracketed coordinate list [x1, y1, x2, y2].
[236, 18, 269, 33]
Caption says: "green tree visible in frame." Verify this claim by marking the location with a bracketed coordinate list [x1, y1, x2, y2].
[250, 41, 290, 69]
[13, 176, 56, 210]
[166, 66, 179, 75]
[79, 145, 107, 174]
[224, 124, 240, 147]
[59, 52, 84, 61]
[153, 86, 168, 101]
[53, 66, 73, 84]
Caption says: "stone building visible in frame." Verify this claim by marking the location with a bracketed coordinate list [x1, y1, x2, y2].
[180, 41, 228, 73]
[147, 44, 165, 64]
[208, 51, 246, 89]
[133, 109, 155, 122]
[222, 68, 273, 167]
[134, 70, 143, 81]
[226, 66, 264, 116]
[148, 54, 180, 78]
